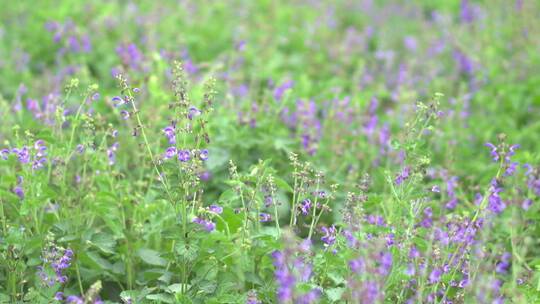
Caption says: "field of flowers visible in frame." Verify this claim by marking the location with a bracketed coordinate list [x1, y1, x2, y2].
[1, 0, 540, 303]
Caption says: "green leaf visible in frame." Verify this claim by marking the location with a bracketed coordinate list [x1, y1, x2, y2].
[146, 293, 174, 303]
[326, 287, 345, 302]
[137, 248, 167, 267]
[274, 177, 293, 193]
[91, 232, 116, 254]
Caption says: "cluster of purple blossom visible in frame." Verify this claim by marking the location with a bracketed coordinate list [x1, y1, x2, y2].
[45, 19, 92, 56]
[272, 237, 321, 304]
[281, 99, 321, 155]
[1, 139, 48, 170]
[162, 124, 209, 162]
[38, 247, 73, 287]
[192, 204, 223, 232]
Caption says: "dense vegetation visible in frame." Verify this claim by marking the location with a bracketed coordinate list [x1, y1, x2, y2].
[1, 0, 540, 303]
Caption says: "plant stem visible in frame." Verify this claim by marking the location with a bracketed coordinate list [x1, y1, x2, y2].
[307, 180, 321, 240]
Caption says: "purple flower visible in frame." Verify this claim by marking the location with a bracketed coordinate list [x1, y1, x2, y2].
[164, 147, 177, 159]
[39, 247, 73, 287]
[76, 144, 85, 154]
[321, 225, 337, 247]
[409, 246, 420, 259]
[403, 36, 417, 51]
[485, 143, 499, 161]
[259, 213, 272, 222]
[342, 230, 358, 247]
[163, 126, 176, 144]
[429, 268, 442, 284]
[13, 186, 24, 199]
[120, 110, 130, 120]
[209, 204, 223, 214]
[199, 149, 209, 161]
[386, 233, 395, 246]
[116, 43, 144, 71]
[349, 257, 365, 274]
[460, 0, 478, 23]
[66, 295, 83, 304]
[445, 198, 458, 210]
[454, 49, 474, 76]
[297, 289, 321, 304]
[112, 96, 124, 107]
[54, 292, 64, 301]
[273, 80, 294, 101]
[496, 252, 511, 274]
[378, 251, 392, 276]
[32, 157, 48, 170]
[299, 199, 311, 215]
[395, 166, 411, 185]
[178, 149, 191, 162]
[188, 106, 202, 120]
[199, 171, 211, 181]
[272, 250, 295, 302]
[0, 148, 9, 160]
[504, 162, 518, 176]
[192, 217, 215, 232]
[506, 144, 520, 162]
[522, 199, 533, 210]
[488, 180, 506, 214]
[246, 290, 260, 304]
[107, 142, 118, 165]
[13, 147, 30, 163]
[405, 263, 416, 276]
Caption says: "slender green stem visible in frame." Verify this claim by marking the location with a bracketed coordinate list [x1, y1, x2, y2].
[307, 180, 321, 240]
[214, 214, 231, 238]
[75, 262, 84, 295]
[0, 199, 7, 236]
[125, 87, 174, 203]
[290, 170, 298, 227]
